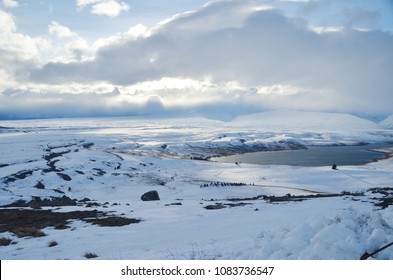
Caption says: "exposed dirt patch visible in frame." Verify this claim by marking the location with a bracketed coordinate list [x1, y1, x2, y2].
[220, 188, 393, 210]
[43, 150, 71, 162]
[0, 207, 141, 238]
[92, 168, 106, 176]
[374, 197, 393, 209]
[87, 216, 141, 227]
[204, 202, 252, 210]
[13, 227, 46, 238]
[3, 169, 37, 184]
[165, 202, 183, 206]
[205, 191, 369, 209]
[263, 188, 393, 209]
[0, 208, 99, 237]
[42, 150, 71, 173]
[368, 187, 393, 209]
[264, 193, 345, 203]
[0, 237, 13, 246]
[226, 195, 266, 202]
[2, 196, 78, 208]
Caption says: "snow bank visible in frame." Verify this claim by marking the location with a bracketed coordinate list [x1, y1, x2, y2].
[251, 208, 393, 260]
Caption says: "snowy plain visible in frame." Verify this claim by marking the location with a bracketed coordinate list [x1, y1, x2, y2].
[1, 110, 393, 260]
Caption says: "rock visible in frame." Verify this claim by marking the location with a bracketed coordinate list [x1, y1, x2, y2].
[57, 173, 72, 181]
[204, 204, 227, 210]
[82, 142, 94, 149]
[33, 182, 45, 189]
[141, 190, 160, 201]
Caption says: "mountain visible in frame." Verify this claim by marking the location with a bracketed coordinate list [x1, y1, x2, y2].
[380, 114, 393, 129]
[230, 110, 379, 131]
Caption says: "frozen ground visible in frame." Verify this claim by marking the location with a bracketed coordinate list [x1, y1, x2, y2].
[1, 111, 393, 260]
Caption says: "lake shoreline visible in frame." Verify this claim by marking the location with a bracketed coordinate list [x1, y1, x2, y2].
[210, 142, 393, 167]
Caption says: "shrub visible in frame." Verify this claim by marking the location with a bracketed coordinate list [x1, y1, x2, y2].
[14, 227, 46, 238]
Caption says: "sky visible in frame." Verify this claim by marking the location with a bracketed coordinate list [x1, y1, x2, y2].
[1, 0, 393, 120]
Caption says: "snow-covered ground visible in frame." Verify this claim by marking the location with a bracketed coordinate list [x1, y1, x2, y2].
[1, 111, 393, 260]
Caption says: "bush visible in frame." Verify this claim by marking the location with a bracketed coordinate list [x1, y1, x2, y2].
[14, 227, 46, 238]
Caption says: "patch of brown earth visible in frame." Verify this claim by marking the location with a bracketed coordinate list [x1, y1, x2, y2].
[0, 208, 141, 238]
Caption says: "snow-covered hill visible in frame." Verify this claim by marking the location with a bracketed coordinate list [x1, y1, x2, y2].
[231, 110, 380, 131]
[380, 114, 393, 129]
[1, 114, 393, 260]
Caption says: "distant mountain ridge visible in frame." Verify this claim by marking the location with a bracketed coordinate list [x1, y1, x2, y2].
[230, 110, 381, 131]
[380, 114, 393, 129]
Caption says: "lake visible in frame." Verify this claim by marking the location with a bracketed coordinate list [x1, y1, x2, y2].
[212, 143, 392, 166]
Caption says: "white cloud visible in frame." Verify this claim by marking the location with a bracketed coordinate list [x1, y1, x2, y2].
[92, 24, 151, 51]
[76, 0, 129, 17]
[91, 0, 129, 17]
[158, 1, 272, 34]
[76, 0, 100, 8]
[2, 0, 19, 8]
[0, 8, 16, 32]
[48, 21, 77, 38]
[308, 25, 343, 34]
[46, 21, 92, 63]
[0, 10, 51, 92]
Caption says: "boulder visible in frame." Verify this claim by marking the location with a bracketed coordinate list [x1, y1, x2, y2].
[141, 190, 160, 201]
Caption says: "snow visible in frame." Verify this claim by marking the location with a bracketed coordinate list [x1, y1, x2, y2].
[380, 114, 393, 129]
[231, 110, 380, 131]
[1, 111, 393, 260]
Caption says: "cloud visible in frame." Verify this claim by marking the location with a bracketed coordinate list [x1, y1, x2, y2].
[0, 8, 16, 31]
[297, 0, 386, 31]
[342, 6, 380, 30]
[0, 90, 166, 120]
[0, 10, 51, 92]
[46, 21, 92, 63]
[76, 0, 100, 8]
[76, 0, 129, 17]
[0, 10, 51, 61]
[48, 21, 77, 38]
[2, 0, 19, 8]
[157, 1, 272, 33]
[2, 0, 393, 120]
[92, 24, 151, 51]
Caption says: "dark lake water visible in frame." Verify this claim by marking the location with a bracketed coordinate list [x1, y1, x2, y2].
[213, 143, 393, 166]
